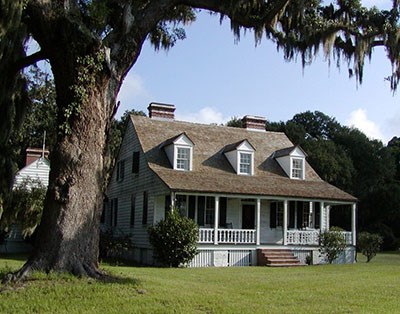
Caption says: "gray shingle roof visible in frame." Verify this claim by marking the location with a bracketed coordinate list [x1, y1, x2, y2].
[131, 115, 356, 202]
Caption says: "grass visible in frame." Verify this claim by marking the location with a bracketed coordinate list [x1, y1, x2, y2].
[0, 252, 399, 313]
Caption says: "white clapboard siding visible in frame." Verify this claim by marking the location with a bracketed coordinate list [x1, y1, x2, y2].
[2, 158, 51, 253]
[14, 158, 50, 188]
[106, 120, 169, 252]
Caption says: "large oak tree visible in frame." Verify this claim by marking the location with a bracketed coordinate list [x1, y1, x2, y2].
[1, 0, 400, 279]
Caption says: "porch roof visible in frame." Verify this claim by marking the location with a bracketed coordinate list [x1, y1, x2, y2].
[131, 115, 356, 202]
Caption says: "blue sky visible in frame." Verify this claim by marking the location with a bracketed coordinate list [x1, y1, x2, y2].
[117, 1, 399, 144]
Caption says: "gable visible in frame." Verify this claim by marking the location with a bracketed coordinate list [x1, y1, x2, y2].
[14, 158, 50, 188]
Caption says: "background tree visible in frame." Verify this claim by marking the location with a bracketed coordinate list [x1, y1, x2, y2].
[2, 0, 400, 279]
[357, 232, 383, 263]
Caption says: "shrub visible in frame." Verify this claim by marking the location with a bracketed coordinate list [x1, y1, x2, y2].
[319, 226, 347, 264]
[99, 229, 133, 260]
[358, 232, 383, 262]
[148, 209, 199, 267]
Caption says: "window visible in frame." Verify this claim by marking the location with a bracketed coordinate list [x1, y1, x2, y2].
[110, 198, 118, 227]
[205, 197, 215, 225]
[239, 152, 252, 175]
[130, 194, 136, 227]
[132, 152, 140, 174]
[291, 158, 303, 179]
[142, 191, 148, 225]
[176, 195, 187, 216]
[116, 160, 125, 182]
[176, 147, 190, 170]
[270, 202, 283, 228]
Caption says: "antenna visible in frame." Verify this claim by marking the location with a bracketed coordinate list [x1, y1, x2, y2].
[42, 130, 46, 158]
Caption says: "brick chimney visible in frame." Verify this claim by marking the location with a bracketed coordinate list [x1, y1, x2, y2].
[148, 103, 175, 120]
[242, 115, 266, 131]
[26, 148, 49, 166]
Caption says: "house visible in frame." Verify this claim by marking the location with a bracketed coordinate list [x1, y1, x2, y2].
[0, 148, 50, 253]
[105, 103, 357, 267]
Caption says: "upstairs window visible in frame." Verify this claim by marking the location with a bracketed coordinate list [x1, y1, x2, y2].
[132, 152, 140, 174]
[176, 147, 191, 171]
[239, 152, 252, 175]
[116, 160, 125, 182]
[291, 158, 304, 179]
[163, 133, 194, 171]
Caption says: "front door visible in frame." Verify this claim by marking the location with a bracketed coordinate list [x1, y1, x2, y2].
[242, 204, 255, 229]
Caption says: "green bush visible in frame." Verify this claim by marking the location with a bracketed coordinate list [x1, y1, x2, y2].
[148, 209, 199, 267]
[358, 232, 383, 262]
[99, 229, 133, 260]
[319, 226, 347, 264]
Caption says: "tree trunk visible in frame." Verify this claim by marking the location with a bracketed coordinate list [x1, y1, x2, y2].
[6, 46, 120, 280]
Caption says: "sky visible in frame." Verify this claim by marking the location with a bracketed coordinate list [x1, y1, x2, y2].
[117, 0, 399, 144]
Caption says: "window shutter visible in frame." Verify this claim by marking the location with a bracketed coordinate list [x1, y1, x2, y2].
[165, 195, 171, 217]
[197, 196, 205, 226]
[132, 152, 140, 174]
[219, 197, 227, 227]
[113, 198, 118, 227]
[270, 202, 277, 228]
[188, 196, 196, 220]
[289, 201, 295, 228]
[297, 201, 303, 228]
[314, 202, 321, 229]
[130, 195, 136, 227]
[142, 192, 148, 225]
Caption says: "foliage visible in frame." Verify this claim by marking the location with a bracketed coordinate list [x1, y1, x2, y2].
[358, 232, 383, 263]
[1, 253, 400, 313]
[99, 229, 133, 260]
[0, 177, 46, 238]
[148, 209, 199, 267]
[319, 226, 347, 264]
[226, 116, 244, 128]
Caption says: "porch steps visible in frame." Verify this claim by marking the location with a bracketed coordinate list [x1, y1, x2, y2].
[257, 249, 301, 267]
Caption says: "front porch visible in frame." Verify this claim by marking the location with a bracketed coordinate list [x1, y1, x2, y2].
[160, 193, 357, 247]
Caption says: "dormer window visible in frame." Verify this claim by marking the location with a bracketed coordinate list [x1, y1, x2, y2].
[291, 158, 304, 179]
[239, 152, 252, 175]
[224, 140, 255, 176]
[162, 133, 194, 171]
[275, 146, 307, 180]
[177, 147, 191, 170]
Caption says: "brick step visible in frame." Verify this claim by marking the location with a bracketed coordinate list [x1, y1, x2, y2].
[257, 249, 301, 267]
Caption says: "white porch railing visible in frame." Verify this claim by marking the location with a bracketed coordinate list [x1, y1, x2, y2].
[287, 230, 320, 245]
[286, 230, 354, 245]
[198, 228, 256, 244]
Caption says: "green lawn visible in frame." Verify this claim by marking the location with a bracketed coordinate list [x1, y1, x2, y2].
[0, 253, 399, 314]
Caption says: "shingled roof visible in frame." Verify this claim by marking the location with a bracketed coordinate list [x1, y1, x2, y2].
[131, 115, 356, 202]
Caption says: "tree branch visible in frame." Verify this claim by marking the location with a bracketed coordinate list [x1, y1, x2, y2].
[12, 50, 47, 72]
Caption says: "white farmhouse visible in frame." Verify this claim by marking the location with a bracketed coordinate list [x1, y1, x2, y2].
[104, 103, 357, 267]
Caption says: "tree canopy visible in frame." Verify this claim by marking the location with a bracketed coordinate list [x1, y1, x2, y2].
[2, 0, 400, 279]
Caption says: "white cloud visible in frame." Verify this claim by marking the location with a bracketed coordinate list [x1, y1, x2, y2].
[175, 107, 228, 125]
[346, 108, 385, 141]
[116, 72, 150, 117]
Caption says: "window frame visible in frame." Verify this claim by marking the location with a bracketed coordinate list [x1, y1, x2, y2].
[175, 146, 191, 171]
[239, 152, 253, 175]
[116, 159, 125, 182]
[291, 157, 304, 180]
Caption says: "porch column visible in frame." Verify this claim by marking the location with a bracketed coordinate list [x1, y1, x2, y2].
[309, 201, 313, 228]
[256, 198, 261, 245]
[170, 192, 176, 211]
[320, 202, 325, 232]
[283, 200, 288, 245]
[351, 203, 357, 246]
[214, 196, 220, 245]
[326, 205, 331, 231]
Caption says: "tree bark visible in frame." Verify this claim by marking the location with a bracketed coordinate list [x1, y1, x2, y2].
[6, 45, 121, 280]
